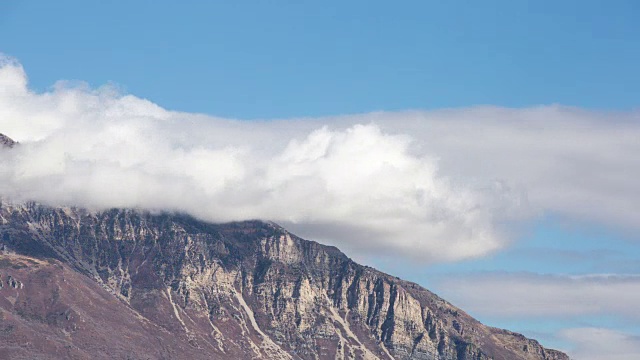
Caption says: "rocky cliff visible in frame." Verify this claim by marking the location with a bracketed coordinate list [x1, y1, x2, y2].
[0, 200, 569, 360]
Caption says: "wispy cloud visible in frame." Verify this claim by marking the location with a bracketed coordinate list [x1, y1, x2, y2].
[1, 56, 639, 263]
[434, 272, 640, 319]
[433, 271, 640, 358]
[560, 328, 640, 360]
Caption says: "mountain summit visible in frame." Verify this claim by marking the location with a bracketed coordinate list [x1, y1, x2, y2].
[0, 200, 568, 360]
[0, 133, 16, 148]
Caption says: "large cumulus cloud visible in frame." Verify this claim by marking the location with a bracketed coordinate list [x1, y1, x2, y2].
[1, 56, 639, 262]
[0, 57, 516, 262]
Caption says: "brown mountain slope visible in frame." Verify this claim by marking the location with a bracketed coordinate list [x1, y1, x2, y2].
[0, 253, 237, 360]
[0, 201, 569, 360]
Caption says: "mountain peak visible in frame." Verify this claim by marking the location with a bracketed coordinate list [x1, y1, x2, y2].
[0, 133, 17, 148]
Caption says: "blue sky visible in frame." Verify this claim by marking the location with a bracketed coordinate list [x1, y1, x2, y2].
[2, 0, 640, 118]
[2, 1, 640, 358]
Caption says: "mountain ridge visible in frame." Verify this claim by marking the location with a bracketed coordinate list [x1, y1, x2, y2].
[0, 132, 568, 359]
[0, 200, 569, 360]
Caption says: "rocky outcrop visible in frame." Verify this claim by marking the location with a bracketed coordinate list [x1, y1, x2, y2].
[0, 133, 16, 148]
[0, 201, 569, 359]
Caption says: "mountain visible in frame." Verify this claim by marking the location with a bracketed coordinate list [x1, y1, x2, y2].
[0, 133, 16, 148]
[0, 134, 569, 360]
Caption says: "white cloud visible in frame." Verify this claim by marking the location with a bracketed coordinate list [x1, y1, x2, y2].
[560, 328, 640, 360]
[433, 272, 640, 357]
[1, 56, 640, 263]
[0, 57, 515, 262]
[0, 57, 28, 96]
[370, 107, 640, 233]
[434, 273, 640, 320]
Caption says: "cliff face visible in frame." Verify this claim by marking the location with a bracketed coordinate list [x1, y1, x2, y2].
[0, 201, 569, 360]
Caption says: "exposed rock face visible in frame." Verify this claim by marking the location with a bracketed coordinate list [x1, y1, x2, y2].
[0, 201, 569, 360]
[0, 133, 16, 148]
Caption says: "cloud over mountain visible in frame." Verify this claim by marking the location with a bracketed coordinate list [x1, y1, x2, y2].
[1, 56, 639, 262]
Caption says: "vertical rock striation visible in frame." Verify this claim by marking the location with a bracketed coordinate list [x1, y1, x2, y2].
[0, 201, 569, 360]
